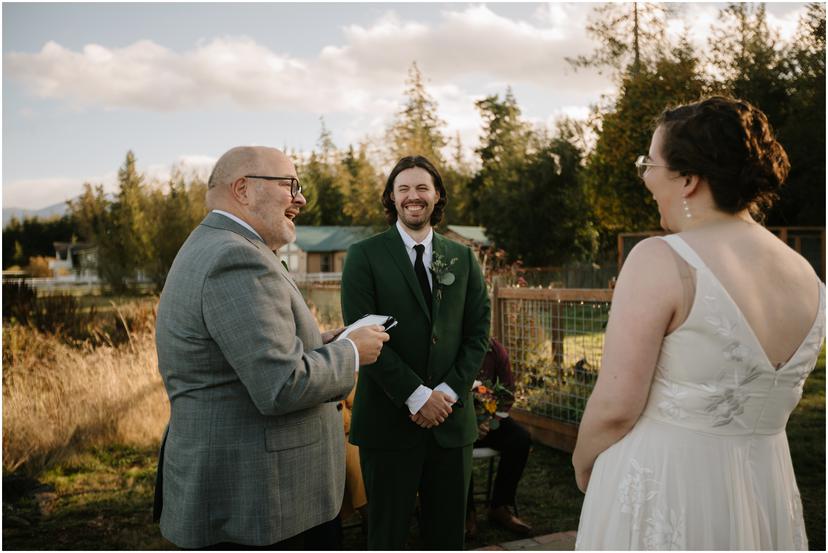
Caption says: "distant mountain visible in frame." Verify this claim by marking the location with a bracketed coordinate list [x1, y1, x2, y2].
[3, 200, 70, 227]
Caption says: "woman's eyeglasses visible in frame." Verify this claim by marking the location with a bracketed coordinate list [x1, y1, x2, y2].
[634, 155, 671, 178]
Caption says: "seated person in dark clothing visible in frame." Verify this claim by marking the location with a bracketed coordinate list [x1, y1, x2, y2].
[466, 338, 532, 538]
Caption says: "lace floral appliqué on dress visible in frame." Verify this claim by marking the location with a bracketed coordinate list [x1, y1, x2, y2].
[617, 459, 659, 532]
[702, 366, 760, 427]
[575, 234, 825, 550]
[644, 508, 686, 550]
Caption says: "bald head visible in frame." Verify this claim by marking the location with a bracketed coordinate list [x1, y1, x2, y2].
[206, 146, 293, 209]
[203, 145, 305, 250]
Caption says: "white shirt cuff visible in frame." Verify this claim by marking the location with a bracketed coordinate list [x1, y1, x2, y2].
[405, 385, 432, 415]
[345, 338, 359, 371]
[434, 382, 458, 402]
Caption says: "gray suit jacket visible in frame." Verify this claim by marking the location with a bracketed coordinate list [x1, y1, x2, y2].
[155, 212, 355, 548]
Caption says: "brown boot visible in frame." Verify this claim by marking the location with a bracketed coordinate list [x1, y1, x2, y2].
[465, 508, 478, 540]
[488, 505, 532, 536]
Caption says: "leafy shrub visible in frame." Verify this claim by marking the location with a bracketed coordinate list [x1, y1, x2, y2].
[3, 281, 37, 324]
[25, 256, 52, 278]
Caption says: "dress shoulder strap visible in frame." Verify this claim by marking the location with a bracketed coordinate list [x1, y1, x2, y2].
[658, 234, 708, 270]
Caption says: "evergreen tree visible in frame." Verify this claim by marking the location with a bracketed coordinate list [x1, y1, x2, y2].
[476, 134, 595, 266]
[295, 151, 348, 226]
[476, 89, 530, 173]
[708, 3, 788, 126]
[68, 182, 123, 286]
[295, 122, 349, 226]
[104, 151, 154, 292]
[1, 214, 79, 269]
[291, 151, 320, 225]
[469, 89, 531, 226]
[471, 92, 595, 265]
[568, 2, 670, 78]
[68, 152, 156, 292]
[317, 117, 337, 166]
[584, 43, 707, 253]
[770, 3, 825, 226]
[386, 62, 448, 166]
[340, 144, 385, 228]
[441, 132, 474, 226]
[145, 171, 207, 289]
[70, 183, 110, 245]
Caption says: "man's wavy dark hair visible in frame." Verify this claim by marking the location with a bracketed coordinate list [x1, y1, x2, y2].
[381, 155, 447, 226]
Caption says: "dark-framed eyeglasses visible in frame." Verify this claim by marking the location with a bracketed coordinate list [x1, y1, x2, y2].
[634, 155, 671, 179]
[244, 175, 302, 199]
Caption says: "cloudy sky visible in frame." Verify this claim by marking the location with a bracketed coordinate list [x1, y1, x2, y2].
[2, 2, 806, 210]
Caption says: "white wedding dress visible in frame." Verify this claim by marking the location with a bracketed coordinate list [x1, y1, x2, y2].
[576, 235, 825, 550]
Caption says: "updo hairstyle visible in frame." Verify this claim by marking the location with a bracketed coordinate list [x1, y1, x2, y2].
[656, 96, 790, 215]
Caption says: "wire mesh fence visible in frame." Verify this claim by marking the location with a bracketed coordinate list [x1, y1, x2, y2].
[494, 287, 613, 425]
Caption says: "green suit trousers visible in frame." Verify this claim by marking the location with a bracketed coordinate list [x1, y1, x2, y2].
[359, 434, 473, 550]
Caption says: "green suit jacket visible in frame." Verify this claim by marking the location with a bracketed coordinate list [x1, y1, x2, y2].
[341, 226, 491, 449]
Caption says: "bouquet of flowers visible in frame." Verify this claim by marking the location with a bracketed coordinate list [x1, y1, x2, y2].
[472, 379, 514, 430]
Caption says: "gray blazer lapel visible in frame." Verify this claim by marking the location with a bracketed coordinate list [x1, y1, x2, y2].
[276, 257, 302, 295]
[201, 211, 264, 245]
[200, 212, 302, 295]
[382, 227, 431, 320]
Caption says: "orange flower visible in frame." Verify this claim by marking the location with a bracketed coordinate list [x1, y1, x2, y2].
[476, 385, 490, 394]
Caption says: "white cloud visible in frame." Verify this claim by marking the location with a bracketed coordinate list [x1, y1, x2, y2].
[4, 2, 811, 211]
[4, 4, 810, 116]
[666, 4, 721, 49]
[323, 5, 605, 94]
[142, 155, 215, 190]
[3, 155, 216, 210]
[5, 5, 608, 116]
[767, 8, 805, 43]
[6, 37, 343, 112]
[3, 176, 104, 211]
[667, 4, 807, 52]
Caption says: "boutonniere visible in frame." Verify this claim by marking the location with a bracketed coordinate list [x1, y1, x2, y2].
[429, 252, 459, 300]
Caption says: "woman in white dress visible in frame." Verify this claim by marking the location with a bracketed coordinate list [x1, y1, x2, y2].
[573, 96, 825, 550]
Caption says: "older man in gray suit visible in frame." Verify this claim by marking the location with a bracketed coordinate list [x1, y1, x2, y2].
[153, 146, 388, 549]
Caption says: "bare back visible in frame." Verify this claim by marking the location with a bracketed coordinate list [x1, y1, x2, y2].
[678, 222, 820, 368]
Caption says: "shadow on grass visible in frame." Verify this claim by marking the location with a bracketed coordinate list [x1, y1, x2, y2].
[3, 445, 173, 550]
[3, 350, 823, 550]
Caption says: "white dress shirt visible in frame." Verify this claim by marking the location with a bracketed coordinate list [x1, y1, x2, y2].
[211, 209, 360, 367]
[212, 209, 262, 241]
[394, 221, 458, 414]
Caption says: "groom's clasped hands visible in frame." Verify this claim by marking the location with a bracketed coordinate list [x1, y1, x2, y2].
[410, 390, 455, 428]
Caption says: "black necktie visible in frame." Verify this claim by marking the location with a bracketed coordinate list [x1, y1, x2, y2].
[413, 244, 432, 311]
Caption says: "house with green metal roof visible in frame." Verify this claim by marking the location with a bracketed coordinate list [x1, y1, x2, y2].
[275, 225, 490, 279]
[276, 226, 376, 274]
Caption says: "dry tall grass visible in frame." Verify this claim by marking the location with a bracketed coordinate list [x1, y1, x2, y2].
[3, 301, 168, 476]
[2, 297, 336, 476]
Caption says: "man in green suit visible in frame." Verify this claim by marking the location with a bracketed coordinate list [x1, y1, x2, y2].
[341, 155, 491, 549]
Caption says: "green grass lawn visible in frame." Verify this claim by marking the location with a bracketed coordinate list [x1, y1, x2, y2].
[788, 347, 825, 551]
[4, 350, 824, 550]
[3, 445, 172, 550]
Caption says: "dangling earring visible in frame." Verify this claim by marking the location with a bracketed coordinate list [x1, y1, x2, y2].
[682, 198, 692, 219]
